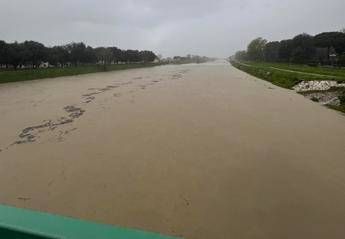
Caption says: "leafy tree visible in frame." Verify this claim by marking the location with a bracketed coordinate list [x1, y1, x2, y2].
[290, 34, 315, 63]
[47, 46, 70, 67]
[278, 39, 293, 62]
[124, 50, 140, 62]
[95, 47, 113, 65]
[7, 42, 24, 70]
[0, 40, 8, 67]
[66, 42, 87, 66]
[139, 51, 156, 62]
[21, 41, 48, 68]
[84, 46, 97, 63]
[338, 54, 345, 66]
[314, 32, 345, 56]
[264, 41, 280, 62]
[0, 39, 158, 69]
[247, 37, 267, 61]
[234, 50, 247, 61]
[110, 47, 122, 63]
[236, 31, 345, 66]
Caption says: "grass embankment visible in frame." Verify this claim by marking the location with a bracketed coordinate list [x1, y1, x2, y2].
[230, 60, 345, 113]
[328, 105, 345, 113]
[246, 62, 345, 78]
[0, 63, 161, 84]
[230, 60, 345, 89]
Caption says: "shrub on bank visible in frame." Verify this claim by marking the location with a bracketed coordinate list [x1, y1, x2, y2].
[339, 92, 345, 105]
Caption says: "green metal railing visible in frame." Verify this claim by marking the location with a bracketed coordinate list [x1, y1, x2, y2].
[0, 205, 180, 239]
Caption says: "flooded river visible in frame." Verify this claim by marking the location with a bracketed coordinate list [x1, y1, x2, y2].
[1, 60, 345, 238]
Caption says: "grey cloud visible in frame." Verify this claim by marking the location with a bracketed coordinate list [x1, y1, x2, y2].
[0, 0, 344, 57]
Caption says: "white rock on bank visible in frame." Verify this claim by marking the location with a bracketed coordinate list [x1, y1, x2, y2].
[293, 81, 345, 92]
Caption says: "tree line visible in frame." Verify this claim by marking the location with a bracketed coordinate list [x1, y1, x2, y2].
[233, 30, 345, 66]
[0, 40, 157, 70]
[170, 55, 213, 64]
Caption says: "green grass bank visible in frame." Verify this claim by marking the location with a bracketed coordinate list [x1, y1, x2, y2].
[0, 63, 162, 84]
[230, 60, 345, 89]
[230, 60, 345, 114]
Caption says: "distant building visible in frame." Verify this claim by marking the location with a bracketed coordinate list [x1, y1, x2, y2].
[39, 62, 50, 68]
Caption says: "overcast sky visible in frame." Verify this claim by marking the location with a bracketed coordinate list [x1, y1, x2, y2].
[0, 0, 344, 57]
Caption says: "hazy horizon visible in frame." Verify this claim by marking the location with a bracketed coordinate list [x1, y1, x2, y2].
[0, 0, 344, 57]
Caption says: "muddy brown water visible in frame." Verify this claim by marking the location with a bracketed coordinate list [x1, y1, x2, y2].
[1, 60, 345, 238]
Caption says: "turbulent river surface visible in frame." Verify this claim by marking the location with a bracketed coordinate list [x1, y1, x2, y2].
[1, 60, 345, 239]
